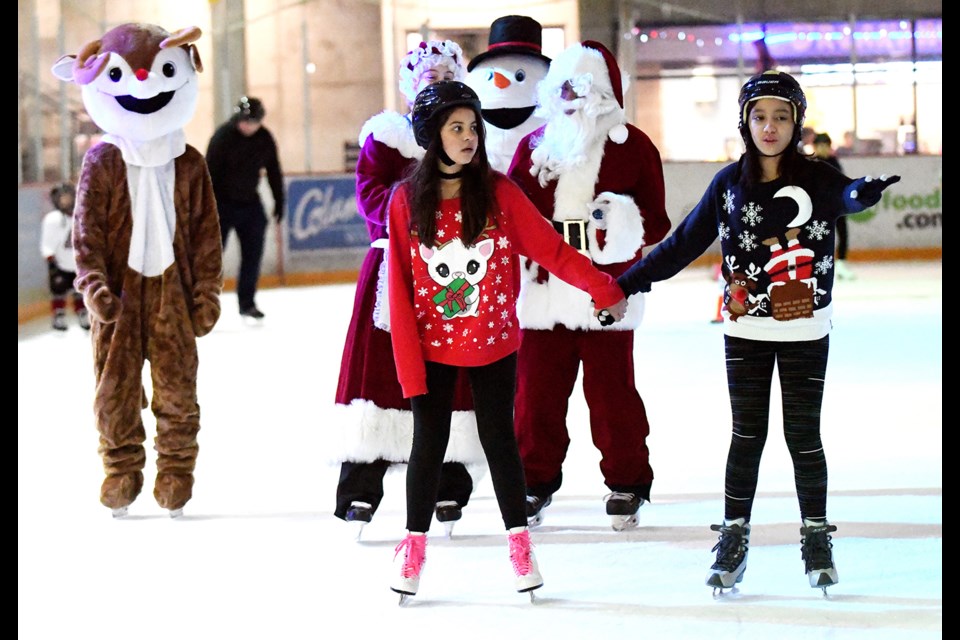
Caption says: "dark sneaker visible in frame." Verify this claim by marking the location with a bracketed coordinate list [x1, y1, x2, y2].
[240, 306, 265, 319]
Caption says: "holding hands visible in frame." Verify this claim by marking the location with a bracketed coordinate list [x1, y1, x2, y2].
[595, 297, 628, 326]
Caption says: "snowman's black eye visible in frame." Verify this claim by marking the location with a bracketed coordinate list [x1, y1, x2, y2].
[108, 67, 123, 82]
[162, 62, 176, 78]
[487, 70, 494, 81]
[515, 69, 526, 82]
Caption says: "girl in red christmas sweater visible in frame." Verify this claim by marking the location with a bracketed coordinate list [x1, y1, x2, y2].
[387, 81, 626, 602]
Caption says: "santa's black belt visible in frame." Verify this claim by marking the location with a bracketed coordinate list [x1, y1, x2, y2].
[552, 219, 588, 252]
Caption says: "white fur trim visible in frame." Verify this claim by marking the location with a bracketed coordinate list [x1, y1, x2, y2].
[358, 111, 424, 160]
[323, 400, 485, 467]
[517, 267, 645, 330]
[586, 192, 644, 265]
[608, 123, 628, 144]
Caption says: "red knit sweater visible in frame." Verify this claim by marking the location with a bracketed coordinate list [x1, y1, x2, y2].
[388, 173, 624, 398]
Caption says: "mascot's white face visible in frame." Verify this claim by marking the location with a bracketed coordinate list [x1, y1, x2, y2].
[466, 53, 548, 111]
[81, 47, 198, 142]
[52, 24, 202, 143]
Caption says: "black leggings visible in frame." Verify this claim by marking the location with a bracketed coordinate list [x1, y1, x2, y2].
[723, 335, 830, 523]
[406, 353, 527, 532]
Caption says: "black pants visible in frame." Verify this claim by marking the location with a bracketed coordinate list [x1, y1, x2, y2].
[836, 216, 849, 260]
[219, 200, 267, 311]
[407, 354, 527, 532]
[723, 335, 830, 523]
[334, 459, 473, 520]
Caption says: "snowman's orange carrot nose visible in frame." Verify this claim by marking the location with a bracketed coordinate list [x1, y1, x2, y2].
[493, 71, 510, 89]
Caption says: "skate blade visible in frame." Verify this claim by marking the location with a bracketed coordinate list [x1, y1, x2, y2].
[169, 508, 184, 519]
[111, 506, 129, 519]
[349, 520, 366, 542]
[442, 521, 455, 538]
[610, 514, 639, 531]
[527, 513, 544, 528]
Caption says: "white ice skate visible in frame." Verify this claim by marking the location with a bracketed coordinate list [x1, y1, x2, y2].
[508, 527, 543, 602]
[391, 532, 426, 605]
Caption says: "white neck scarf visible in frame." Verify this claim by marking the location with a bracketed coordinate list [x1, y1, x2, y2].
[102, 130, 185, 276]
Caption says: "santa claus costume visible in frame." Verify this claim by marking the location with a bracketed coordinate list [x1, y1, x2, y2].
[332, 40, 481, 534]
[507, 41, 671, 530]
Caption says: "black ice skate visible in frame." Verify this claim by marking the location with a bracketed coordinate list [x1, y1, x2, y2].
[525, 494, 552, 528]
[603, 492, 643, 531]
[434, 501, 462, 538]
[706, 518, 751, 595]
[346, 501, 373, 541]
[800, 519, 839, 595]
[78, 309, 91, 331]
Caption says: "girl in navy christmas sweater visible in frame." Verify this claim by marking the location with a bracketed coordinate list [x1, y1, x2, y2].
[618, 71, 900, 593]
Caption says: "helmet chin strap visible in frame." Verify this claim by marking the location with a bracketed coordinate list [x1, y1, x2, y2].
[438, 148, 457, 166]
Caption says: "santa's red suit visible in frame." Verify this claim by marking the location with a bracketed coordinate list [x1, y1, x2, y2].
[507, 41, 670, 504]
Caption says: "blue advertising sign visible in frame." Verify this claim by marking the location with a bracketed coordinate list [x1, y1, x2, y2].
[286, 175, 367, 251]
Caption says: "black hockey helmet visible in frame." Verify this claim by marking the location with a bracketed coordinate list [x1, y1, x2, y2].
[738, 70, 806, 134]
[411, 80, 482, 149]
[49, 182, 75, 204]
[234, 95, 265, 121]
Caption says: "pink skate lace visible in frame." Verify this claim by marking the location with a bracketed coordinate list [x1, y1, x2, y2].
[394, 534, 426, 578]
[508, 529, 534, 576]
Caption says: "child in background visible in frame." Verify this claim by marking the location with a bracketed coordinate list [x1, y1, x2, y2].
[387, 81, 626, 602]
[617, 70, 900, 594]
[40, 182, 88, 331]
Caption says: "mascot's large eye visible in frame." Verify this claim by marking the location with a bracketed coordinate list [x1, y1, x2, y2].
[162, 62, 176, 78]
[436, 263, 450, 278]
[514, 69, 526, 82]
[108, 67, 123, 82]
[486, 70, 494, 81]
[467, 260, 480, 275]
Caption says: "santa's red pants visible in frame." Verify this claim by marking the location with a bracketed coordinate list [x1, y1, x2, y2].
[514, 326, 654, 500]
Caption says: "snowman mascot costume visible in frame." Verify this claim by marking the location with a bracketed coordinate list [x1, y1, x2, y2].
[466, 15, 551, 173]
[52, 23, 222, 518]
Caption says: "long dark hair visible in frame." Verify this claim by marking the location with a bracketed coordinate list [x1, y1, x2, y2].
[405, 106, 496, 247]
[738, 100, 807, 186]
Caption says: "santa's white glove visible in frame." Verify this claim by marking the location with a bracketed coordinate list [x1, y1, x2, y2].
[588, 195, 614, 231]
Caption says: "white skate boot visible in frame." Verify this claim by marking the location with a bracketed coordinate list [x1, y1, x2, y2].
[391, 532, 426, 605]
[508, 527, 543, 601]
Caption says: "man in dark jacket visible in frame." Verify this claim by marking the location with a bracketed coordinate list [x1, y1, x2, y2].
[206, 96, 285, 319]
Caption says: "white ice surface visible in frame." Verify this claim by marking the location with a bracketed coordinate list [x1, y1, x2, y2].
[18, 261, 941, 640]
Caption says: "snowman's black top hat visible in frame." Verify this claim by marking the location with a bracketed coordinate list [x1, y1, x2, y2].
[467, 15, 552, 71]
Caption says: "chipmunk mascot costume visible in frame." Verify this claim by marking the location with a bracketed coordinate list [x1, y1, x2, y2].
[52, 23, 222, 518]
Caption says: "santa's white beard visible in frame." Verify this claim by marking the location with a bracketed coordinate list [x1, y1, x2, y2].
[530, 94, 620, 186]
